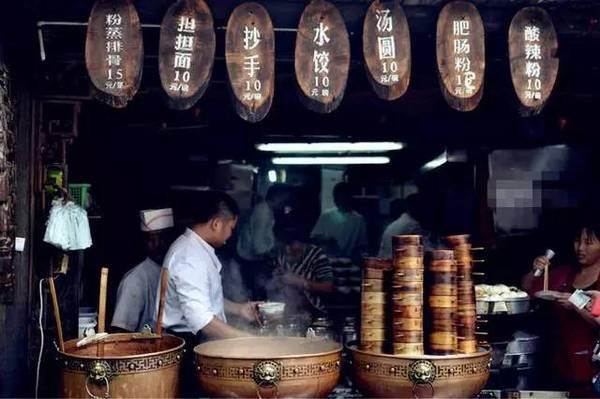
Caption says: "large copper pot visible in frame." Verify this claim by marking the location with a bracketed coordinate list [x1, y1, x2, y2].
[195, 337, 342, 398]
[350, 345, 491, 398]
[57, 333, 185, 398]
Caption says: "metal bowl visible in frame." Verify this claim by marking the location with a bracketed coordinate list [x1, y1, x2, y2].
[195, 337, 342, 398]
[349, 345, 491, 398]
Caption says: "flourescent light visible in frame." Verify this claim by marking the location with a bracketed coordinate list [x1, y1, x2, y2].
[272, 156, 390, 165]
[422, 151, 448, 171]
[267, 170, 277, 183]
[256, 142, 404, 154]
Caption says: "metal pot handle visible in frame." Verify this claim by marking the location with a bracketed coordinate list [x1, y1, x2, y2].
[256, 381, 279, 399]
[85, 375, 109, 399]
[411, 382, 434, 399]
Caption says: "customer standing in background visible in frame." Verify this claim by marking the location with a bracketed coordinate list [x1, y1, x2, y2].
[236, 184, 288, 297]
[311, 182, 367, 260]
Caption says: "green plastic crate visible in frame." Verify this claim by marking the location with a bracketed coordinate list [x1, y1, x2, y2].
[68, 184, 91, 209]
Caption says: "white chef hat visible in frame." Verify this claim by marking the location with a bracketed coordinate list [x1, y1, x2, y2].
[140, 208, 174, 232]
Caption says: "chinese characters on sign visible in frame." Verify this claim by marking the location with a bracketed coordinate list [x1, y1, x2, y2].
[523, 25, 542, 101]
[105, 13, 124, 90]
[169, 16, 196, 93]
[375, 9, 399, 84]
[452, 19, 476, 96]
[242, 25, 263, 102]
[311, 22, 331, 98]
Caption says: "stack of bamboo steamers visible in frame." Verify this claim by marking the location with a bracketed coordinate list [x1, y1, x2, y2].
[445, 234, 478, 354]
[360, 258, 391, 353]
[392, 235, 424, 355]
[359, 234, 479, 356]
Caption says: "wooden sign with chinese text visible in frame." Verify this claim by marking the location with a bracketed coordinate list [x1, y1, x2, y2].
[85, 0, 143, 108]
[436, 1, 485, 112]
[159, 0, 215, 111]
[363, 0, 411, 101]
[509, 7, 559, 116]
[225, 2, 275, 122]
[295, 0, 350, 113]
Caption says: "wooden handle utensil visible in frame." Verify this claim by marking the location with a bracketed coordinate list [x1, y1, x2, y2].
[48, 277, 65, 352]
[156, 268, 169, 336]
[97, 267, 108, 357]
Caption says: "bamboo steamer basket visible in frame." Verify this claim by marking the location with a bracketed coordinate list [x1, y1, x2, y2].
[195, 337, 341, 398]
[429, 332, 457, 354]
[429, 283, 457, 296]
[392, 270, 424, 282]
[392, 331, 423, 343]
[361, 318, 386, 329]
[57, 333, 184, 398]
[457, 339, 478, 354]
[364, 267, 389, 280]
[362, 279, 385, 292]
[392, 343, 424, 355]
[444, 234, 470, 246]
[360, 341, 385, 353]
[364, 257, 393, 270]
[362, 305, 385, 317]
[350, 346, 491, 398]
[393, 257, 424, 269]
[392, 281, 424, 293]
[393, 305, 422, 319]
[429, 296, 457, 308]
[392, 235, 422, 246]
[394, 245, 424, 258]
[429, 261, 456, 273]
[392, 294, 423, 306]
[361, 328, 386, 341]
[362, 292, 386, 304]
[392, 318, 423, 332]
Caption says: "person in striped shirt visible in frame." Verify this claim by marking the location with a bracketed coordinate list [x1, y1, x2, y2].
[267, 223, 334, 318]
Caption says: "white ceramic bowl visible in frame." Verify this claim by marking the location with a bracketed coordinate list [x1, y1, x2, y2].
[258, 302, 286, 318]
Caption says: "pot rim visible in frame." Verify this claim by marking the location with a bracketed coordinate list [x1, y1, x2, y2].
[348, 344, 491, 360]
[194, 337, 342, 360]
[58, 333, 185, 360]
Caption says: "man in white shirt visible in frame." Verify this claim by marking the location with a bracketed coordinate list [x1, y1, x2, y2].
[311, 182, 368, 259]
[159, 191, 260, 340]
[111, 208, 174, 332]
[378, 193, 436, 257]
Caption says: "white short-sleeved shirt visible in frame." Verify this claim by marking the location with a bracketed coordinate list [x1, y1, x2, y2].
[158, 229, 226, 334]
[111, 257, 161, 332]
[311, 207, 367, 258]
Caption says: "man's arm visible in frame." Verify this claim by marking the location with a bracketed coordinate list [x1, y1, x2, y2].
[201, 316, 252, 339]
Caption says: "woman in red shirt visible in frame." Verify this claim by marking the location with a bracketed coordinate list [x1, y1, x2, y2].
[522, 221, 600, 396]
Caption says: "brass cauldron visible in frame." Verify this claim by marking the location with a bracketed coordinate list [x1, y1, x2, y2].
[350, 345, 491, 398]
[57, 333, 185, 398]
[195, 337, 342, 398]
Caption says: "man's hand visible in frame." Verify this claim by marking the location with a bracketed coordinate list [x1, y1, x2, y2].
[533, 256, 550, 272]
[237, 301, 263, 325]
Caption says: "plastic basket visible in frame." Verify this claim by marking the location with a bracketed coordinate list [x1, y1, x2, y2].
[68, 184, 91, 209]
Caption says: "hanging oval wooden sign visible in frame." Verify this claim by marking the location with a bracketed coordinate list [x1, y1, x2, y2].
[436, 1, 485, 112]
[85, 0, 143, 108]
[225, 2, 275, 123]
[509, 7, 559, 116]
[295, 0, 350, 113]
[363, 0, 411, 101]
[159, 0, 215, 111]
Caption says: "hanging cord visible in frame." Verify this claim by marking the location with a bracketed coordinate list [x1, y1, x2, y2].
[35, 278, 45, 399]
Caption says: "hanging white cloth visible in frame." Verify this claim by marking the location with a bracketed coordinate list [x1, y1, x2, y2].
[43, 198, 92, 251]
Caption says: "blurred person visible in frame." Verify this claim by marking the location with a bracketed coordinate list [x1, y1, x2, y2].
[311, 182, 367, 259]
[111, 208, 174, 332]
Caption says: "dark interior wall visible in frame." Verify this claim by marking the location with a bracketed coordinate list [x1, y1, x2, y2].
[0, 48, 34, 398]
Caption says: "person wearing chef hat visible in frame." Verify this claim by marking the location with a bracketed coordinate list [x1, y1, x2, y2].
[111, 208, 174, 332]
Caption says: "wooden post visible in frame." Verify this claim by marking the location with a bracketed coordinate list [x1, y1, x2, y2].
[159, 0, 215, 111]
[295, 0, 350, 113]
[97, 267, 108, 357]
[436, 1, 486, 112]
[362, 0, 411, 101]
[47, 278, 65, 352]
[85, 0, 144, 108]
[509, 7, 559, 117]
